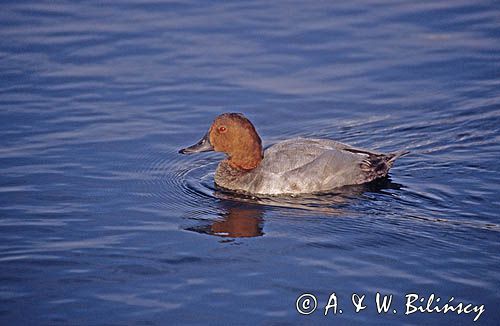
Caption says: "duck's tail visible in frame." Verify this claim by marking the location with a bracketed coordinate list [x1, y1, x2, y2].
[386, 150, 410, 167]
[358, 149, 409, 182]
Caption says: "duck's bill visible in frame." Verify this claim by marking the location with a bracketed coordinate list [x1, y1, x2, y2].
[178, 132, 214, 154]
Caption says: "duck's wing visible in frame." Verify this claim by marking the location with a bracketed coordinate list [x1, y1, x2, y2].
[261, 138, 353, 174]
[261, 138, 408, 193]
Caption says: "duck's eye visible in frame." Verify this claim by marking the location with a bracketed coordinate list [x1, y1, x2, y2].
[218, 126, 227, 133]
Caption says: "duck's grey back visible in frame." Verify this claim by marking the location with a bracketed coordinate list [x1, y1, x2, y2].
[260, 138, 358, 174]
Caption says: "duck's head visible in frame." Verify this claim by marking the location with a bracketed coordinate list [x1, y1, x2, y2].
[179, 113, 263, 170]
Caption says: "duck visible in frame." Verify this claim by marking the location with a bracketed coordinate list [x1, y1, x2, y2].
[179, 113, 408, 195]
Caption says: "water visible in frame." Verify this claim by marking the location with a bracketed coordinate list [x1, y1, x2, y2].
[1, 1, 499, 324]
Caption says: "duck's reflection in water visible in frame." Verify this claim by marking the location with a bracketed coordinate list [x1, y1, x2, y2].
[211, 203, 264, 238]
[186, 200, 264, 238]
[185, 177, 404, 238]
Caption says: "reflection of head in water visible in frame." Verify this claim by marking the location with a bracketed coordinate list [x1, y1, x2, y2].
[211, 201, 264, 238]
[186, 200, 264, 238]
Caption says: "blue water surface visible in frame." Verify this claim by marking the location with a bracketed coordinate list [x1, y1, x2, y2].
[1, 1, 499, 325]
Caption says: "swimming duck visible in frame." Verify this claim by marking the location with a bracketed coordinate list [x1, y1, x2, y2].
[179, 113, 408, 195]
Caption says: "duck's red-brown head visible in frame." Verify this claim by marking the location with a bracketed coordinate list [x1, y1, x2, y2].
[179, 113, 263, 170]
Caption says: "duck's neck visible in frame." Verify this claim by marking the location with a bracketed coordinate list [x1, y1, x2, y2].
[228, 144, 263, 171]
